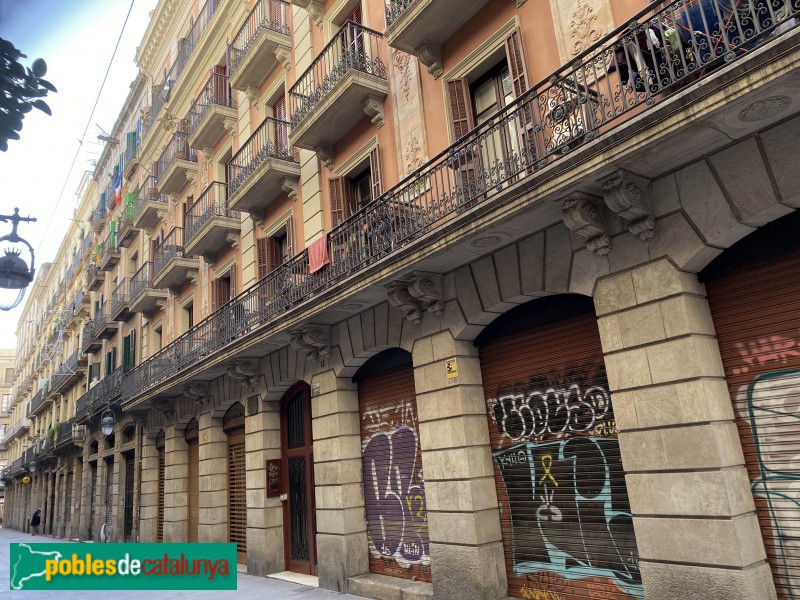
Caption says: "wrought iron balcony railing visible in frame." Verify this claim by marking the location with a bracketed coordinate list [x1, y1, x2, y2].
[111, 278, 130, 317]
[135, 175, 166, 209]
[93, 196, 107, 231]
[229, 0, 291, 74]
[288, 21, 387, 128]
[29, 388, 46, 415]
[121, 0, 800, 404]
[153, 227, 188, 279]
[185, 182, 239, 242]
[188, 72, 236, 137]
[105, 179, 118, 210]
[57, 420, 74, 446]
[157, 130, 196, 178]
[76, 367, 122, 422]
[385, 0, 415, 28]
[130, 261, 155, 301]
[93, 300, 113, 331]
[51, 349, 83, 393]
[81, 230, 94, 257]
[228, 116, 299, 198]
[100, 232, 119, 269]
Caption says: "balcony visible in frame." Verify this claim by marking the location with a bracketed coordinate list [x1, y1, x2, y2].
[76, 368, 122, 423]
[93, 300, 119, 340]
[80, 230, 94, 259]
[384, 0, 490, 78]
[87, 263, 104, 292]
[229, 0, 291, 92]
[227, 116, 300, 213]
[92, 196, 107, 232]
[99, 232, 120, 271]
[184, 182, 240, 261]
[133, 176, 167, 230]
[187, 72, 236, 150]
[29, 388, 47, 417]
[124, 130, 140, 179]
[56, 420, 75, 448]
[111, 278, 133, 321]
[129, 262, 168, 316]
[82, 321, 101, 354]
[105, 179, 118, 211]
[118, 192, 139, 248]
[51, 349, 87, 394]
[70, 289, 91, 325]
[157, 130, 197, 195]
[289, 22, 388, 154]
[152, 227, 199, 291]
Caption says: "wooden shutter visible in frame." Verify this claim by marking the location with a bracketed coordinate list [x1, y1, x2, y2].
[504, 28, 529, 98]
[211, 278, 230, 311]
[369, 146, 383, 200]
[446, 79, 475, 141]
[122, 335, 130, 373]
[130, 329, 136, 367]
[257, 237, 269, 279]
[273, 96, 288, 152]
[230, 263, 237, 298]
[267, 237, 282, 273]
[285, 216, 295, 258]
[330, 177, 346, 227]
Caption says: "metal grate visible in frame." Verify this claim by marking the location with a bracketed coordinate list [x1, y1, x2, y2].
[227, 432, 247, 561]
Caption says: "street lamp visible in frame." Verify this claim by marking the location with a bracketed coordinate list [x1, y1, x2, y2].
[101, 409, 115, 437]
[27, 459, 36, 473]
[0, 208, 37, 311]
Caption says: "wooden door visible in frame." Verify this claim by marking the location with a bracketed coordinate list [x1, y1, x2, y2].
[281, 383, 317, 574]
[156, 431, 165, 542]
[186, 419, 200, 543]
[225, 403, 247, 563]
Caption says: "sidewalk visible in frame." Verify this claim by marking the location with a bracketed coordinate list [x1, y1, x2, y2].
[0, 527, 364, 599]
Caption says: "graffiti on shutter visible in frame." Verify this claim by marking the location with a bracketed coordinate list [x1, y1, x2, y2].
[481, 310, 642, 600]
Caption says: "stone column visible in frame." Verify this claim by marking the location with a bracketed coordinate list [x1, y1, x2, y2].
[163, 424, 187, 542]
[139, 434, 160, 543]
[412, 330, 507, 600]
[198, 412, 228, 543]
[245, 398, 283, 576]
[312, 370, 369, 592]
[594, 258, 776, 599]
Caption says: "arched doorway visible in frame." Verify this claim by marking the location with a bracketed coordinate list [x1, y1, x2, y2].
[224, 403, 247, 563]
[354, 349, 430, 582]
[280, 382, 317, 574]
[477, 295, 642, 600]
[186, 419, 199, 543]
[702, 211, 800, 597]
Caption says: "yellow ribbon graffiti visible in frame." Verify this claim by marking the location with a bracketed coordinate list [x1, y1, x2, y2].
[539, 454, 558, 486]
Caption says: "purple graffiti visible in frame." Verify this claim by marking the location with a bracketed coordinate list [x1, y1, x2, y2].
[362, 426, 430, 569]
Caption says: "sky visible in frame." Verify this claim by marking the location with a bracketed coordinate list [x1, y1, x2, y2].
[0, 0, 158, 351]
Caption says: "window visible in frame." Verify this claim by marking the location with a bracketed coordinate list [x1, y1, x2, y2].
[104, 347, 117, 377]
[4, 367, 14, 384]
[257, 218, 295, 278]
[328, 146, 382, 226]
[2, 393, 11, 413]
[181, 301, 194, 334]
[122, 329, 136, 374]
[152, 323, 163, 354]
[129, 252, 138, 277]
[211, 265, 237, 312]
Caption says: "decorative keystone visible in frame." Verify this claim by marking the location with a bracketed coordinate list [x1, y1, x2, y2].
[386, 271, 443, 324]
[289, 324, 331, 361]
[600, 168, 655, 242]
[557, 191, 611, 255]
[227, 359, 258, 389]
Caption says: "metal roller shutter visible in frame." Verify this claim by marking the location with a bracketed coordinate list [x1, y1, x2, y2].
[186, 420, 199, 543]
[89, 461, 97, 541]
[104, 458, 114, 542]
[706, 248, 800, 598]
[359, 362, 431, 582]
[228, 427, 247, 562]
[480, 310, 642, 600]
[157, 434, 165, 543]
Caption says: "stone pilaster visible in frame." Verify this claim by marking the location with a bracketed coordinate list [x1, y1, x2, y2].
[139, 435, 160, 543]
[311, 370, 369, 592]
[245, 400, 283, 576]
[412, 330, 507, 600]
[163, 424, 188, 542]
[594, 258, 777, 600]
[198, 412, 228, 543]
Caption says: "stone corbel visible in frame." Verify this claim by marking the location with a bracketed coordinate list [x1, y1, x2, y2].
[275, 46, 292, 69]
[299, 0, 324, 27]
[201, 147, 215, 162]
[152, 398, 174, 421]
[185, 170, 197, 186]
[186, 269, 199, 285]
[225, 232, 240, 249]
[386, 271, 443, 324]
[184, 382, 209, 405]
[557, 191, 611, 256]
[289, 324, 331, 361]
[200, 254, 216, 267]
[169, 192, 181, 205]
[314, 143, 334, 170]
[227, 359, 258, 389]
[281, 176, 299, 201]
[362, 94, 385, 128]
[415, 41, 443, 79]
[223, 117, 237, 136]
[600, 169, 655, 242]
[245, 86, 260, 107]
[248, 209, 265, 230]
[155, 299, 167, 312]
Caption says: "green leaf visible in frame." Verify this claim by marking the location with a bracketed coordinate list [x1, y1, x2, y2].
[31, 99, 50, 115]
[31, 58, 47, 77]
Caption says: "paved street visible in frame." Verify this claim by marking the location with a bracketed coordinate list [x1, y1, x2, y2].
[0, 527, 363, 599]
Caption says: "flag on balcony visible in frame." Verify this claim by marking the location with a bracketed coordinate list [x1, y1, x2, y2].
[114, 172, 122, 207]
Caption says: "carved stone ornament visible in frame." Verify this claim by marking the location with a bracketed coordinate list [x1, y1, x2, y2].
[248, 209, 265, 230]
[314, 143, 334, 170]
[201, 253, 216, 266]
[362, 94, 385, 128]
[281, 176, 299, 201]
[245, 86, 260, 106]
[557, 191, 611, 255]
[569, 1, 602, 56]
[225, 232, 240, 249]
[223, 117, 237, 135]
[289, 324, 331, 361]
[184, 382, 209, 404]
[185, 269, 199, 285]
[293, 0, 323, 27]
[392, 50, 412, 100]
[152, 398, 174, 420]
[600, 168, 655, 242]
[415, 41, 442, 79]
[227, 359, 258, 389]
[386, 271, 443, 324]
[275, 47, 291, 69]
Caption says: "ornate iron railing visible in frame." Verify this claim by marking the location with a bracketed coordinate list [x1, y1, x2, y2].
[288, 21, 387, 127]
[92, 196, 107, 230]
[100, 233, 119, 268]
[111, 278, 130, 316]
[130, 262, 155, 302]
[384, 0, 416, 28]
[122, 0, 800, 404]
[81, 230, 94, 257]
[227, 116, 298, 197]
[76, 367, 122, 422]
[57, 420, 74, 445]
[135, 175, 166, 212]
[105, 179, 118, 210]
[157, 130, 196, 178]
[230, 0, 291, 74]
[188, 72, 236, 137]
[81, 321, 95, 350]
[185, 182, 238, 243]
[29, 388, 46, 415]
[153, 227, 188, 278]
[93, 300, 113, 332]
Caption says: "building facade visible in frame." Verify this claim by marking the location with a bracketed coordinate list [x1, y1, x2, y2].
[0, 348, 16, 520]
[2, 0, 800, 599]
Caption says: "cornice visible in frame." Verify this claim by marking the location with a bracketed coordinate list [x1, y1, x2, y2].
[135, 0, 182, 75]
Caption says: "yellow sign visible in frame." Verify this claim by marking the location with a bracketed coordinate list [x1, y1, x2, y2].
[446, 358, 458, 379]
[22, 475, 31, 484]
